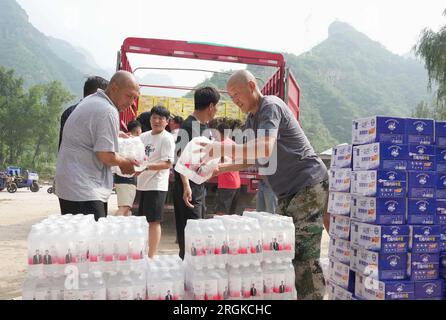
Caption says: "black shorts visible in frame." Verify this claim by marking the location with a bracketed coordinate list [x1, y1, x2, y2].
[58, 198, 107, 221]
[137, 190, 167, 222]
[216, 188, 240, 215]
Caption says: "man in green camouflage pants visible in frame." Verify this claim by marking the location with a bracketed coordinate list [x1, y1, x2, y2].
[204, 70, 329, 300]
[278, 180, 329, 300]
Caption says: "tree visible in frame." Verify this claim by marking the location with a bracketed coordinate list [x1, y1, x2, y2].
[414, 9, 446, 103]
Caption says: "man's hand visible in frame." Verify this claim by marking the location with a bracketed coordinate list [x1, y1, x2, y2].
[119, 159, 136, 175]
[210, 164, 221, 178]
[183, 186, 194, 208]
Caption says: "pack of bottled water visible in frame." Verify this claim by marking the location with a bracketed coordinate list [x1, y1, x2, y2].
[113, 137, 147, 177]
[183, 259, 296, 300]
[23, 214, 152, 300]
[184, 213, 294, 269]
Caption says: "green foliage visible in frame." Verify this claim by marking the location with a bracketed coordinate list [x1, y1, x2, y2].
[415, 9, 446, 103]
[0, 66, 73, 176]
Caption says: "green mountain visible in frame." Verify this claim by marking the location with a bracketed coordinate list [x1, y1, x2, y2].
[194, 22, 430, 152]
[0, 0, 108, 98]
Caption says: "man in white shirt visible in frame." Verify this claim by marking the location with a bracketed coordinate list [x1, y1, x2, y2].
[136, 106, 175, 258]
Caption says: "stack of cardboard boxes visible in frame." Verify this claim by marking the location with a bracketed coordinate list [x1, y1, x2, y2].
[327, 116, 446, 300]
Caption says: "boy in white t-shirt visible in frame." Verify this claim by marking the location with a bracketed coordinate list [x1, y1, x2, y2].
[136, 106, 175, 258]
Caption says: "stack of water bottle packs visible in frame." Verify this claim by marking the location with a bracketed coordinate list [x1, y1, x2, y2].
[327, 116, 446, 300]
[183, 212, 296, 300]
[22, 214, 186, 300]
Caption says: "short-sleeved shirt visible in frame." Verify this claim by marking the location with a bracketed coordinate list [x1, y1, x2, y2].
[218, 138, 241, 189]
[244, 95, 328, 200]
[137, 130, 175, 191]
[55, 89, 120, 202]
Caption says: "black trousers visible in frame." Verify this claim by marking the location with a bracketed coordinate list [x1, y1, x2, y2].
[58, 198, 108, 221]
[173, 178, 206, 259]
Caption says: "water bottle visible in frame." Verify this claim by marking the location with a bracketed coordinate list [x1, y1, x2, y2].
[185, 220, 205, 268]
[202, 220, 216, 267]
[248, 218, 263, 263]
[228, 264, 242, 300]
[226, 220, 240, 266]
[262, 217, 274, 262]
[146, 263, 160, 300]
[22, 272, 39, 300]
[132, 270, 147, 300]
[204, 266, 219, 300]
[118, 269, 134, 300]
[159, 263, 174, 300]
[262, 260, 274, 300]
[284, 261, 296, 300]
[130, 226, 146, 261]
[240, 263, 252, 300]
[238, 221, 251, 266]
[106, 271, 120, 300]
[191, 266, 205, 300]
[79, 273, 93, 300]
[34, 275, 51, 300]
[272, 260, 287, 300]
[27, 224, 45, 269]
[251, 261, 264, 300]
[49, 273, 65, 300]
[91, 271, 107, 300]
[211, 219, 227, 266]
[216, 264, 229, 300]
[171, 263, 185, 300]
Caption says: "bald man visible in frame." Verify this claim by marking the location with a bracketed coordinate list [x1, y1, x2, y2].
[205, 70, 329, 299]
[55, 71, 140, 221]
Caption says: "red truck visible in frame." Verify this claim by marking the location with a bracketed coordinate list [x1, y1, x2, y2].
[117, 38, 301, 210]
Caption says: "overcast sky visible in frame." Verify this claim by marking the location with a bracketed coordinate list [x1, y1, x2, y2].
[16, 0, 446, 89]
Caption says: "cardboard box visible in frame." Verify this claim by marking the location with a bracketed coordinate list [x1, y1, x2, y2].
[350, 245, 407, 280]
[407, 198, 436, 225]
[329, 236, 351, 265]
[405, 118, 435, 145]
[357, 223, 410, 253]
[354, 274, 414, 300]
[436, 147, 446, 173]
[409, 225, 442, 254]
[353, 143, 407, 171]
[350, 220, 362, 246]
[407, 144, 436, 171]
[351, 196, 406, 225]
[407, 171, 436, 199]
[435, 120, 446, 147]
[326, 280, 354, 300]
[351, 170, 406, 198]
[352, 116, 406, 145]
[328, 258, 355, 291]
[441, 225, 446, 252]
[435, 199, 446, 225]
[331, 144, 352, 169]
[436, 174, 446, 199]
[414, 280, 444, 299]
[329, 168, 351, 193]
[329, 215, 351, 240]
[327, 192, 351, 216]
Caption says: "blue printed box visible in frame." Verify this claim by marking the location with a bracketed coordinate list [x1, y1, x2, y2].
[328, 258, 355, 292]
[357, 223, 410, 253]
[435, 199, 446, 225]
[408, 253, 440, 271]
[441, 225, 446, 252]
[329, 168, 351, 193]
[414, 280, 444, 299]
[435, 120, 446, 147]
[352, 116, 406, 146]
[407, 198, 436, 225]
[436, 174, 446, 199]
[331, 144, 352, 169]
[440, 253, 446, 270]
[350, 195, 405, 225]
[329, 236, 351, 265]
[355, 274, 414, 300]
[353, 143, 407, 171]
[409, 225, 442, 254]
[436, 147, 446, 172]
[407, 171, 436, 199]
[407, 144, 436, 171]
[405, 118, 435, 145]
[350, 245, 407, 280]
[327, 192, 351, 216]
[351, 170, 406, 198]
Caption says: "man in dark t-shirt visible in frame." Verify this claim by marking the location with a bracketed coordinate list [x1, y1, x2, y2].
[173, 86, 220, 260]
[58, 76, 109, 150]
[204, 70, 329, 300]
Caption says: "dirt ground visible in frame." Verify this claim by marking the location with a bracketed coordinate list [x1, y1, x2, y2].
[0, 185, 329, 300]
